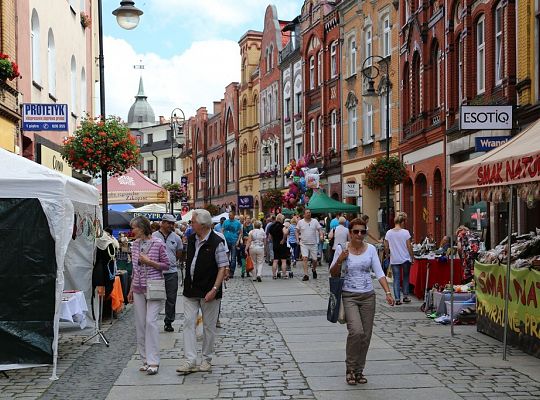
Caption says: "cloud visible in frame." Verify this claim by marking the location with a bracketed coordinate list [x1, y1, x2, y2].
[104, 36, 240, 121]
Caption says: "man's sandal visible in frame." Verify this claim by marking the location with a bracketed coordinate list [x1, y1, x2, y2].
[355, 372, 368, 384]
[346, 370, 357, 385]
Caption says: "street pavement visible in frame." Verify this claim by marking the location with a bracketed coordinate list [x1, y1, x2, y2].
[1, 262, 540, 399]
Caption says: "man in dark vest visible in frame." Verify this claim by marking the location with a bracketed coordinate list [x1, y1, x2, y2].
[176, 209, 228, 374]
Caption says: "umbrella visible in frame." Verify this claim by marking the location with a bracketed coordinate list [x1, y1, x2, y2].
[107, 211, 133, 229]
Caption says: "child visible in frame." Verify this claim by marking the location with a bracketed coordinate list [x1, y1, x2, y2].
[237, 238, 248, 278]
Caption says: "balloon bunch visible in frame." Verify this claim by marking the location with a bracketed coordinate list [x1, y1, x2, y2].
[282, 156, 321, 209]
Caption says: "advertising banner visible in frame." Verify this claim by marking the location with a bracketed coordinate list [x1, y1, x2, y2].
[475, 262, 540, 358]
[460, 105, 512, 130]
[22, 103, 69, 131]
[238, 195, 254, 209]
[474, 136, 512, 152]
[343, 183, 359, 197]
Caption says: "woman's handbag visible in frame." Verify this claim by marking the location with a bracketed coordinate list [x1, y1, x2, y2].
[327, 243, 348, 324]
[140, 241, 166, 301]
[246, 255, 254, 273]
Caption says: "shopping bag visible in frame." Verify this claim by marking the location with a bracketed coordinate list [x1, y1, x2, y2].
[337, 297, 346, 324]
[246, 255, 254, 273]
[327, 276, 344, 323]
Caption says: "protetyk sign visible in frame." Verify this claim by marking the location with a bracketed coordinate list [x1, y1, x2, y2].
[22, 103, 68, 131]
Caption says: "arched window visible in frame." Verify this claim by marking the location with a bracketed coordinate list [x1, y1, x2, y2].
[309, 56, 315, 89]
[348, 105, 357, 147]
[494, 3, 503, 85]
[80, 67, 87, 116]
[254, 94, 259, 123]
[457, 33, 464, 103]
[382, 15, 391, 57]
[317, 50, 322, 86]
[261, 96, 266, 125]
[310, 119, 315, 152]
[242, 97, 247, 128]
[242, 58, 247, 84]
[317, 115, 323, 152]
[476, 15, 485, 93]
[330, 41, 338, 77]
[47, 29, 55, 96]
[365, 26, 372, 67]
[331, 110, 337, 149]
[31, 10, 41, 84]
[431, 40, 440, 110]
[403, 62, 410, 123]
[412, 52, 421, 117]
[70, 56, 77, 115]
[349, 36, 356, 76]
[242, 143, 248, 176]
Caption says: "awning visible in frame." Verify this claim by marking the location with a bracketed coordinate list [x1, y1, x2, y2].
[97, 169, 168, 204]
[307, 191, 360, 213]
[451, 119, 540, 203]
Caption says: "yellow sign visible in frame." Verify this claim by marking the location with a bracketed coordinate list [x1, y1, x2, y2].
[40, 145, 72, 177]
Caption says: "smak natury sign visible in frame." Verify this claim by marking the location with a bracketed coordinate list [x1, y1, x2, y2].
[460, 105, 512, 130]
[22, 103, 68, 131]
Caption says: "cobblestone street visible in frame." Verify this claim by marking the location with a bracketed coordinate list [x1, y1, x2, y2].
[1, 264, 539, 399]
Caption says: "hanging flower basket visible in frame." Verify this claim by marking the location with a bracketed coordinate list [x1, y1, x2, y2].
[262, 188, 284, 212]
[163, 183, 188, 203]
[364, 156, 408, 190]
[0, 53, 21, 81]
[62, 116, 140, 178]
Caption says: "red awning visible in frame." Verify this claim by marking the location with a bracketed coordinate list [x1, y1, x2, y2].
[96, 169, 168, 204]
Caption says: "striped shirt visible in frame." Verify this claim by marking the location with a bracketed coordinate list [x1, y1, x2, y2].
[131, 237, 170, 294]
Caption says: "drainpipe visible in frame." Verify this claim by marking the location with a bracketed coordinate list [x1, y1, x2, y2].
[151, 150, 159, 182]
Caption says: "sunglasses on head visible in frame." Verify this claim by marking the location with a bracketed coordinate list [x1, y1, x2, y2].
[352, 229, 367, 235]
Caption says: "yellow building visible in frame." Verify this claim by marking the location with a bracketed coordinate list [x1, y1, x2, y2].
[338, 0, 399, 238]
[0, 0, 21, 153]
[238, 30, 263, 216]
[516, 0, 540, 122]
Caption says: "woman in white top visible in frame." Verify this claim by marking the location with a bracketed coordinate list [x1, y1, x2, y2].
[384, 212, 414, 305]
[246, 220, 266, 282]
[330, 218, 394, 386]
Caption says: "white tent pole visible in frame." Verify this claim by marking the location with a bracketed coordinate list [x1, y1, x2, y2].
[450, 190, 455, 336]
[503, 185, 514, 361]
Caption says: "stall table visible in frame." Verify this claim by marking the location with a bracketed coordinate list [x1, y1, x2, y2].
[409, 257, 462, 299]
[60, 290, 88, 329]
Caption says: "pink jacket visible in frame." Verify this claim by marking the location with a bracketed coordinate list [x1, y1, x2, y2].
[131, 237, 170, 294]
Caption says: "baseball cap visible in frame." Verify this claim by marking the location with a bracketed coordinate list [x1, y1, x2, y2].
[161, 214, 176, 222]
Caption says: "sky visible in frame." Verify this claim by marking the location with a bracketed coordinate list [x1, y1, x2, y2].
[103, 0, 305, 121]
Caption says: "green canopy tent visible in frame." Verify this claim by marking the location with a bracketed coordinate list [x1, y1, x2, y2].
[281, 208, 296, 216]
[307, 191, 360, 213]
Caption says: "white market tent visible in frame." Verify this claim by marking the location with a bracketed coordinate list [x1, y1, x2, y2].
[0, 148, 100, 379]
[127, 203, 168, 213]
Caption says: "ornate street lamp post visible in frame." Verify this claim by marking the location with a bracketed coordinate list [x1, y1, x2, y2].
[169, 108, 186, 214]
[361, 55, 391, 233]
[98, 0, 143, 227]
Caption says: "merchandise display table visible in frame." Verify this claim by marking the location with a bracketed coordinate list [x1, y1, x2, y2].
[60, 290, 88, 329]
[410, 257, 462, 299]
[432, 291, 475, 315]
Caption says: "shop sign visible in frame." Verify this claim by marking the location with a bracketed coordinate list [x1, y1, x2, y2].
[22, 103, 68, 131]
[40, 145, 72, 177]
[238, 195, 253, 209]
[343, 183, 359, 197]
[131, 212, 180, 221]
[476, 153, 540, 186]
[180, 176, 188, 190]
[103, 189, 168, 204]
[460, 105, 512, 130]
[475, 263, 540, 356]
[475, 136, 512, 152]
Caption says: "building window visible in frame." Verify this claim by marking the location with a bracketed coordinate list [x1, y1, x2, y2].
[286, 146, 291, 164]
[495, 3, 503, 85]
[146, 160, 154, 174]
[47, 29, 55, 96]
[309, 56, 315, 89]
[381, 90, 391, 139]
[412, 52, 421, 116]
[436, 50, 441, 108]
[295, 92, 302, 114]
[382, 15, 391, 57]
[296, 142, 303, 159]
[310, 119, 315, 152]
[476, 16, 485, 93]
[331, 110, 337, 149]
[349, 36, 357, 76]
[70, 56, 77, 115]
[80, 68, 87, 115]
[458, 34, 464, 103]
[317, 115, 323, 152]
[147, 133, 153, 145]
[330, 41, 338, 77]
[31, 10, 41, 84]
[164, 157, 176, 172]
[365, 27, 372, 67]
[363, 103, 373, 143]
[348, 106, 357, 148]
[284, 97, 291, 120]
[317, 50, 322, 86]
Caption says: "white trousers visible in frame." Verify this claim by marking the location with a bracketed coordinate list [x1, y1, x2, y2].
[250, 246, 265, 277]
[183, 296, 221, 364]
[133, 292, 162, 366]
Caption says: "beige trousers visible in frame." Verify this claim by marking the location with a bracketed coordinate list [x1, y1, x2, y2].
[133, 292, 163, 366]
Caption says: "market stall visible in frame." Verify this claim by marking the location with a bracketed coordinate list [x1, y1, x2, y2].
[409, 257, 462, 299]
[451, 118, 540, 359]
[0, 148, 100, 377]
[97, 168, 168, 205]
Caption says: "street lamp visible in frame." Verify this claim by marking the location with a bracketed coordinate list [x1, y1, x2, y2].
[98, 0, 143, 228]
[361, 55, 391, 233]
[169, 108, 186, 214]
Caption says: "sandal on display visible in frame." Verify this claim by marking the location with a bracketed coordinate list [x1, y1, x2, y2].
[346, 370, 357, 385]
[355, 372, 368, 384]
[147, 365, 159, 375]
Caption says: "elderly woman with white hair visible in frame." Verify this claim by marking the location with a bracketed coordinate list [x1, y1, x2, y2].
[177, 209, 229, 374]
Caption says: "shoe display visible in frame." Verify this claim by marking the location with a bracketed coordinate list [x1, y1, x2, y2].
[199, 360, 212, 372]
[164, 323, 174, 332]
[302, 275, 309, 281]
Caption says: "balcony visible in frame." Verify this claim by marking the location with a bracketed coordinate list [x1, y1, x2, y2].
[403, 115, 426, 139]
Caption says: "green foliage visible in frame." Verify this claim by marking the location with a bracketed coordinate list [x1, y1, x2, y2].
[262, 188, 284, 212]
[205, 204, 220, 216]
[364, 156, 408, 190]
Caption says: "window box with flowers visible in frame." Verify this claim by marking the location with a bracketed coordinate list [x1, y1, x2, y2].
[0, 53, 21, 82]
[364, 156, 408, 190]
[80, 12, 92, 29]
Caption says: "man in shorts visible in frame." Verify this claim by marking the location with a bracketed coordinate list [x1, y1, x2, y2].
[296, 209, 323, 281]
